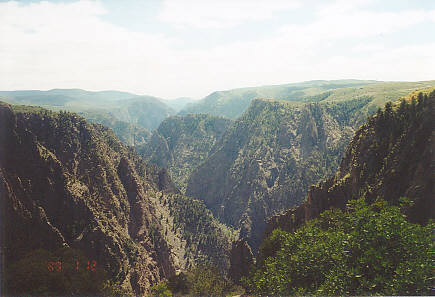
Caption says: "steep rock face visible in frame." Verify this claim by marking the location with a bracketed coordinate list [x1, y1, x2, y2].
[186, 98, 371, 250]
[0, 103, 231, 295]
[228, 239, 254, 283]
[0, 103, 175, 294]
[162, 194, 234, 274]
[265, 90, 435, 238]
[138, 114, 232, 192]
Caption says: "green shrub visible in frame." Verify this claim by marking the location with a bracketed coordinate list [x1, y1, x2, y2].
[154, 264, 243, 296]
[245, 198, 434, 296]
[150, 281, 172, 297]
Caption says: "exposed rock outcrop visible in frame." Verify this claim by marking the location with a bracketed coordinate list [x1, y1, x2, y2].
[138, 114, 232, 192]
[186, 98, 370, 251]
[265, 90, 435, 240]
[0, 103, 232, 295]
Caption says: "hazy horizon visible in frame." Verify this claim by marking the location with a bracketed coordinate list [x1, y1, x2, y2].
[0, 78, 383, 101]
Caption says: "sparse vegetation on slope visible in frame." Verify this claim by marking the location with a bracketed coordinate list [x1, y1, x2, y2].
[0, 102, 232, 296]
[186, 96, 376, 250]
[166, 194, 236, 272]
[151, 264, 244, 297]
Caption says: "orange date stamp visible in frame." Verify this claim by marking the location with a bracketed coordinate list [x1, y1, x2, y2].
[47, 260, 97, 272]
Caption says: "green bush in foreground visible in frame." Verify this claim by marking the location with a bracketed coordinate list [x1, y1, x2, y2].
[245, 198, 434, 296]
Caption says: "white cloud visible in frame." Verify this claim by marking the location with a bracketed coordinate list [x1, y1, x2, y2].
[279, 8, 435, 44]
[0, 0, 175, 95]
[158, 0, 301, 28]
[317, 43, 435, 82]
[0, 0, 434, 99]
[315, 0, 376, 16]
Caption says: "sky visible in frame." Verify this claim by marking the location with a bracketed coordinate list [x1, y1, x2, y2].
[1, 0, 434, 99]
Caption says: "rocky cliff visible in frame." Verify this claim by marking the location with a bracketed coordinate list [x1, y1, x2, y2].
[138, 114, 232, 192]
[0, 103, 232, 295]
[264, 89, 434, 238]
[186, 97, 372, 251]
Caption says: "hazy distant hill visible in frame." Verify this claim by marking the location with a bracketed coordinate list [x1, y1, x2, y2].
[0, 89, 140, 108]
[78, 110, 152, 146]
[163, 97, 196, 112]
[0, 89, 177, 143]
[109, 96, 176, 130]
[179, 80, 378, 119]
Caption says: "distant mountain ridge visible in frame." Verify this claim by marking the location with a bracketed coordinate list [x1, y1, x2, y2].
[162, 97, 197, 112]
[179, 79, 378, 119]
[0, 89, 140, 106]
[0, 89, 193, 112]
[108, 96, 176, 130]
[0, 89, 178, 143]
[179, 80, 435, 119]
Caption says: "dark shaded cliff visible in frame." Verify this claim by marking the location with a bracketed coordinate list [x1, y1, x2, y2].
[0, 103, 232, 295]
[228, 239, 254, 283]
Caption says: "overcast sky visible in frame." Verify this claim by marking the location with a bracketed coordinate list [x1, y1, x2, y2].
[1, 0, 434, 99]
